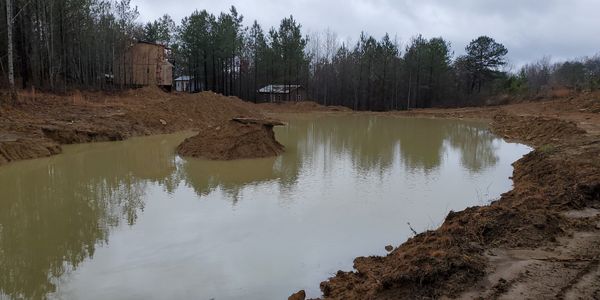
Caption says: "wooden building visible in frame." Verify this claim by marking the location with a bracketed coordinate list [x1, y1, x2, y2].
[174, 76, 202, 92]
[257, 85, 307, 102]
[115, 41, 173, 90]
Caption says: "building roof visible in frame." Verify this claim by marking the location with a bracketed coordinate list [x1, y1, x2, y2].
[175, 76, 194, 81]
[258, 85, 302, 94]
[136, 40, 171, 49]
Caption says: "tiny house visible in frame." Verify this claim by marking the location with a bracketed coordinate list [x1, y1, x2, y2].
[257, 85, 307, 102]
[174, 76, 202, 92]
[115, 41, 173, 90]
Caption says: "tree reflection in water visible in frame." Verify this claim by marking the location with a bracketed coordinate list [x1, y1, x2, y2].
[179, 115, 501, 205]
[0, 134, 183, 299]
[0, 117, 502, 299]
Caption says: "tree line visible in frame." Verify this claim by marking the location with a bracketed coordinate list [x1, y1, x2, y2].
[2, 2, 599, 109]
[172, 7, 308, 101]
[515, 55, 600, 95]
[1, 0, 141, 92]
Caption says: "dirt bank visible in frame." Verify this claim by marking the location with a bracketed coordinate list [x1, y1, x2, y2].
[2, 88, 599, 299]
[177, 118, 285, 160]
[307, 93, 600, 299]
[0, 87, 264, 165]
[259, 101, 351, 113]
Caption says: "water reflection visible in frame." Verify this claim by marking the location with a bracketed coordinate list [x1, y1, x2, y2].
[278, 116, 498, 174]
[178, 116, 500, 205]
[0, 116, 515, 299]
[181, 158, 282, 203]
[445, 122, 500, 172]
[0, 135, 184, 299]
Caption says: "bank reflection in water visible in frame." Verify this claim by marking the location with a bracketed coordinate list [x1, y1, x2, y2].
[445, 122, 500, 172]
[0, 134, 184, 299]
[179, 116, 500, 204]
[0, 116, 513, 300]
[275, 115, 499, 174]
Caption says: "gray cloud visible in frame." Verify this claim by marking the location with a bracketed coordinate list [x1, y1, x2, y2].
[132, 0, 600, 67]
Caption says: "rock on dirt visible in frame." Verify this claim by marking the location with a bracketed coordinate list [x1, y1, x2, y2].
[176, 118, 285, 160]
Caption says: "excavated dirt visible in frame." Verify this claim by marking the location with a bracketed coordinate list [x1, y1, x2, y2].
[492, 114, 586, 146]
[306, 93, 600, 300]
[0, 87, 265, 165]
[177, 118, 285, 160]
[2, 88, 600, 299]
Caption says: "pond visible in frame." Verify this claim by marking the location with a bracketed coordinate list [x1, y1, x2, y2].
[0, 115, 531, 300]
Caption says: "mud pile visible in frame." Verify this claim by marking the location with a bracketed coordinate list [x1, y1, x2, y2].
[0, 89, 264, 166]
[317, 205, 566, 299]
[177, 118, 285, 160]
[492, 113, 585, 146]
[126, 85, 168, 99]
[0, 136, 61, 165]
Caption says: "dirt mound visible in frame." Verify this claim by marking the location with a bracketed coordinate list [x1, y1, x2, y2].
[318, 203, 566, 299]
[177, 118, 285, 160]
[0, 90, 266, 166]
[320, 227, 487, 299]
[126, 85, 169, 99]
[0, 137, 61, 165]
[492, 114, 585, 147]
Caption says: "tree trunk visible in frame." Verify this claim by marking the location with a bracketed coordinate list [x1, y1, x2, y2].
[6, 0, 17, 103]
[407, 71, 412, 111]
[253, 52, 258, 102]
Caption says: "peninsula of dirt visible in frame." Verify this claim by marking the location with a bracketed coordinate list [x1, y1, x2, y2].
[0, 87, 264, 165]
[176, 117, 285, 160]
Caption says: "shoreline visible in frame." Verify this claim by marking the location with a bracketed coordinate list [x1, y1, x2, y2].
[308, 98, 600, 299]
[1, 90, 599, 299]
[0, 87, 266, 166]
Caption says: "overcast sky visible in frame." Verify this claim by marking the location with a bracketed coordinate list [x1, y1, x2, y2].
[131, 0, 600, 68]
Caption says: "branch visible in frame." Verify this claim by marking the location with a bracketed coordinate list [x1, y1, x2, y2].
[9, 0, 33, 23]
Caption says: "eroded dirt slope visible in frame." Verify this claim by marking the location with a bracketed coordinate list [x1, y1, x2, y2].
[0, 87, 263, 165]
[177, 118, 285, 160]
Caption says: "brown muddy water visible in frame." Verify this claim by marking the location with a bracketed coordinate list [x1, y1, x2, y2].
[0, 115, 531, 300]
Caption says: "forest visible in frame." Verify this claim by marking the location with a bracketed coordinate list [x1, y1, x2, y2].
[1, 0, 599, 110]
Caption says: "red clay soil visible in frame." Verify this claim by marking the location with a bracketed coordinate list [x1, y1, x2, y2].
[2, 88, 600, 299]
[300, 94, 600, 300]
[177, 118, 285, 160]
[0, 87, 264, 165]
[259, 101, 351, 113]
